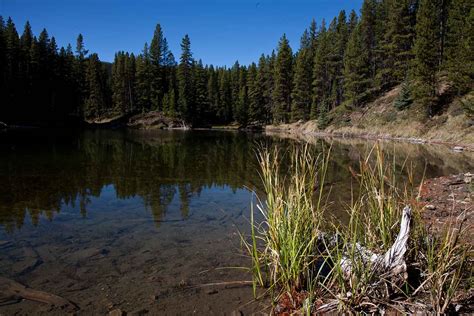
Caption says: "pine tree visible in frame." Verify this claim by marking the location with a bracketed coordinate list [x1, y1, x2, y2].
[331, 11, 349, 107]
[291, 33, 312, 121]
[150, 24, 167, 110]
[56, 44, 77, 118]
[372, 0, 390, 90]
[412, 0, 440, 115]
[381, 0, 416, 86]
[259, 52, 275, 123]
[19, 21, 33, 84]
[247, 62, 264, 124]
[235, 67, 248, 126]
[445, 0, 473, 94]
[360, 0, 377, 81]
[135, 43, 153, 112]
[317, 100, 329, 129]
[75, 34, 88, 59]
[74, 34, 88, 115]
[272, 34, 293, 123]
[309, 19, 318, 49]
[230, 61, 241, 119]
[438, 0, 450, 67]
[393, 80, 412, 110]
[311, 21, 330, 119]
[162, 87, 177, 117]
[84, 53, 108, 118]
[194, 59, 209, 123]
[207, 65, 220, 123]
[343, 23, 371, 107]
[112, 52, 126, 113]
[112, 52, 136, 115]
[348, 10, 359, 34]
[4, 17, 20, 110]
[218, 69, 232, 123]
[177, 34, 194, 123]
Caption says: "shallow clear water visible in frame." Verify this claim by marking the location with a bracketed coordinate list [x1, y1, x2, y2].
[0, 129, 472, 315]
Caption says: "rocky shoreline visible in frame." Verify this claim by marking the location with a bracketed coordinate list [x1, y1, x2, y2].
[419, 172, 473, 239]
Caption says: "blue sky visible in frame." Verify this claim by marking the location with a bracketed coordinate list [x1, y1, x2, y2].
[2, 0, 363, 66]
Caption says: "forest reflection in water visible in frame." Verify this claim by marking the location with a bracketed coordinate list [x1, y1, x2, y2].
[0, 129, 472, 233]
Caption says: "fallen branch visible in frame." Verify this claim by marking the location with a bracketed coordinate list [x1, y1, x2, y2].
[0, 277, 78, 311]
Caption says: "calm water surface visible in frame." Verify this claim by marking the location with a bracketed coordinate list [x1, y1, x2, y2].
[0, 129, 472, 315]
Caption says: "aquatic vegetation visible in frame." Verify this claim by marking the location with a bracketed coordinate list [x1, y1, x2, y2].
[243, 143, 472, 314]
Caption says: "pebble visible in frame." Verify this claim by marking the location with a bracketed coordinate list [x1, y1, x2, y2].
[452, 146, 464, 152]
[108, 309, 125, 316]
[425, 204, 436, 210]
[464, 173, 472, 184]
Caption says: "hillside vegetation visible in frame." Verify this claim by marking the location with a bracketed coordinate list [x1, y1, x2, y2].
[267, 84, 474, 147]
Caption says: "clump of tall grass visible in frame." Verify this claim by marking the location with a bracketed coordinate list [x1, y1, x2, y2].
[241, 144, 330, 298]
[243, 143, 472, 314]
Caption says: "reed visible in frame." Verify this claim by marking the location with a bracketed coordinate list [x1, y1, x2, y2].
[242, 144, 330, 298]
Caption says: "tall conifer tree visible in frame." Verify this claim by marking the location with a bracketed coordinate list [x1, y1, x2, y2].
[412, 0, 440, 115]
[343, 23, 371, 106]
[272, 34, 293, 123]
[291, 31, 312, 121]
[177, 34, 194, 123]
[445, 0, 473, 94]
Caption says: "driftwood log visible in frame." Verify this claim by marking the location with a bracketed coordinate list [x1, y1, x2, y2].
[315, 206, 412, 313]
[340, 206, 412, 278]
[0, 276, 78, 311]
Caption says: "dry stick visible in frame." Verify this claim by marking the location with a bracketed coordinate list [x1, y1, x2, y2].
[187, 280, 255, 289]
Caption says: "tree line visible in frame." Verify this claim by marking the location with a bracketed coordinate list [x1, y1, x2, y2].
[0, 0, 472, 127]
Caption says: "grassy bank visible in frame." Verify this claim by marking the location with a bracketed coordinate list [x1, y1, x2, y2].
[242, 144, 472, 314]
[266, 87, 474, 149]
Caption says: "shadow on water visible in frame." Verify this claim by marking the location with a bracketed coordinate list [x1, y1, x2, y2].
[0, 129, 472, 314]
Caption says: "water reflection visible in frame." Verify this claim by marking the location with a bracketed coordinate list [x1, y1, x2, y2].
[0, 129, 264, 232]
[0, 129, 472, 233]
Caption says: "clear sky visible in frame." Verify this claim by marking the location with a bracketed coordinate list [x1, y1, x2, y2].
[1, 0, 363, 66]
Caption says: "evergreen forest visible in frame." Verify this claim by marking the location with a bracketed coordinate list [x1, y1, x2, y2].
[0, 0, 472, 127]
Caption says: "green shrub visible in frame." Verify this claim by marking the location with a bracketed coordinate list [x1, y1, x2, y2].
[394, 81, 413, 110]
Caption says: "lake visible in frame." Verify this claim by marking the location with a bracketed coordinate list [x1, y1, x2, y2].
[0, 129, 472, 315]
